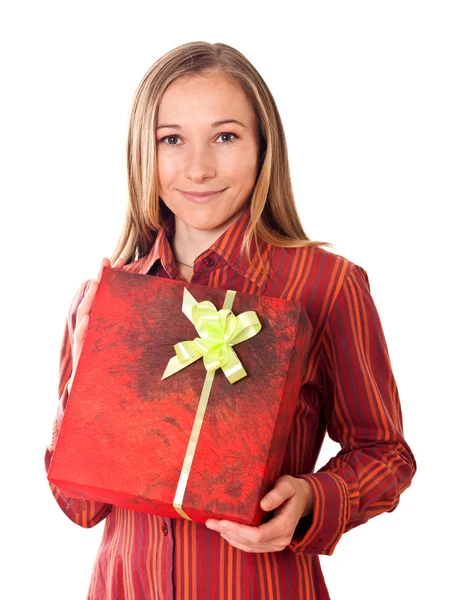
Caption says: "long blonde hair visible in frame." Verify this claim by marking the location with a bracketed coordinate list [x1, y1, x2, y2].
[110, 41, 333, 275]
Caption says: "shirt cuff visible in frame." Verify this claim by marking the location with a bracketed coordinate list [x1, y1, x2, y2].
[287, 471, 350, 556]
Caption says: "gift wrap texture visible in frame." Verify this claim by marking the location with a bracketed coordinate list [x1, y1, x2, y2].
[47, 268, 313, 525]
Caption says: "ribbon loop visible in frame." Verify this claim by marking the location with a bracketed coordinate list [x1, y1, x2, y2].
[161, 288, 261, 384]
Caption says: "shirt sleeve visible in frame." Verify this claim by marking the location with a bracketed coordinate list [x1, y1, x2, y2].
[287, 264, 417, 556]
[44, 278, 113, 528]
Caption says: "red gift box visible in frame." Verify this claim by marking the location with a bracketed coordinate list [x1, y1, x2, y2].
[47, 266, 313, 526]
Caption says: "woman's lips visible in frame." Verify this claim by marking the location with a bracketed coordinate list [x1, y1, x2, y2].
[179, 189, 226, 203]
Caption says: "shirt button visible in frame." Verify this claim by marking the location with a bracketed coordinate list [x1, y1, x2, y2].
[162, 523, 168, 535]
[204, 257, 216, 268]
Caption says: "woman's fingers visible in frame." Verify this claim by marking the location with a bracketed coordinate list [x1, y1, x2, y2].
[74, 313, 89, 338]
[72, 312, 90, 375]
[96, 257, 111, 282]
[112, 257, 125, 270]
[95, 256, 125, 281]
[76, 278, 97, 323]
[77, 257, 125, 327]
[70, 256, 126, 385]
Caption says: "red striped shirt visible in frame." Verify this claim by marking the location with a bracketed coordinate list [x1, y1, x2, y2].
[44, 206, 416, 599]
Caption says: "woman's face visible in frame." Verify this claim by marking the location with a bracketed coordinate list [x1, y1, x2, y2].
[155, 72, 260, 231]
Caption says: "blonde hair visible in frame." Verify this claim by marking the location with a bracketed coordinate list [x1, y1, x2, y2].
[110, 41, 333, 275]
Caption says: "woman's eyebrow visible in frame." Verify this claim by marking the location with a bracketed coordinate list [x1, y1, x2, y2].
[156, 119, 247, 130]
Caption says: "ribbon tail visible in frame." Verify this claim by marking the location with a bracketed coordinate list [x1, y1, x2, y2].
[182, 288, 200, 322]
[161, 354, 201, 380]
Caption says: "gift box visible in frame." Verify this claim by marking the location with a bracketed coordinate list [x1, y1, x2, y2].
[47, 266, 313, 526]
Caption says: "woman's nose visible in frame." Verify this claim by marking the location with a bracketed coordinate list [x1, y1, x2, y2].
[184, 146, 216, 180]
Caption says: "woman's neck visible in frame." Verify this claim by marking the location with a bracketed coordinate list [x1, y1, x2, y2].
[171, 206, 248, 266]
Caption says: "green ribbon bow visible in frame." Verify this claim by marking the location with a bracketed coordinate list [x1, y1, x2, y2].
[161, 288, 262, 384]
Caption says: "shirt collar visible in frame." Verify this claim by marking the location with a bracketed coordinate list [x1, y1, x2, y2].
[127, 206, 272, 291]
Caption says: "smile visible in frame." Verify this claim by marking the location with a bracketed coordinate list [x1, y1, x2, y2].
[179, 189, 226, 204]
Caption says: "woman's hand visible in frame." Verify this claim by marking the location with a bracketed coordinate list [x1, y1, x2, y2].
[68, 257, 125, 394]
[205, 475, 314, 553]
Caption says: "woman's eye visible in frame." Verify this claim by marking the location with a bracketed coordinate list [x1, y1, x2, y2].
[160, 134, 182, 146]
[159, 132, 237, 146]
[215, 132, 237, 144]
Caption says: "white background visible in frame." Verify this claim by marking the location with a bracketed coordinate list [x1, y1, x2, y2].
[2, 1, 452, 598]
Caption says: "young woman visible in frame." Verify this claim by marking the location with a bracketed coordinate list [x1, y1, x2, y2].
[44, 41, 417, 599]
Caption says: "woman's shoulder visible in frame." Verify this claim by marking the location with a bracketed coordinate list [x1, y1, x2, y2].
[269, 244, 366, 287]
[266, 245, 370, 333]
